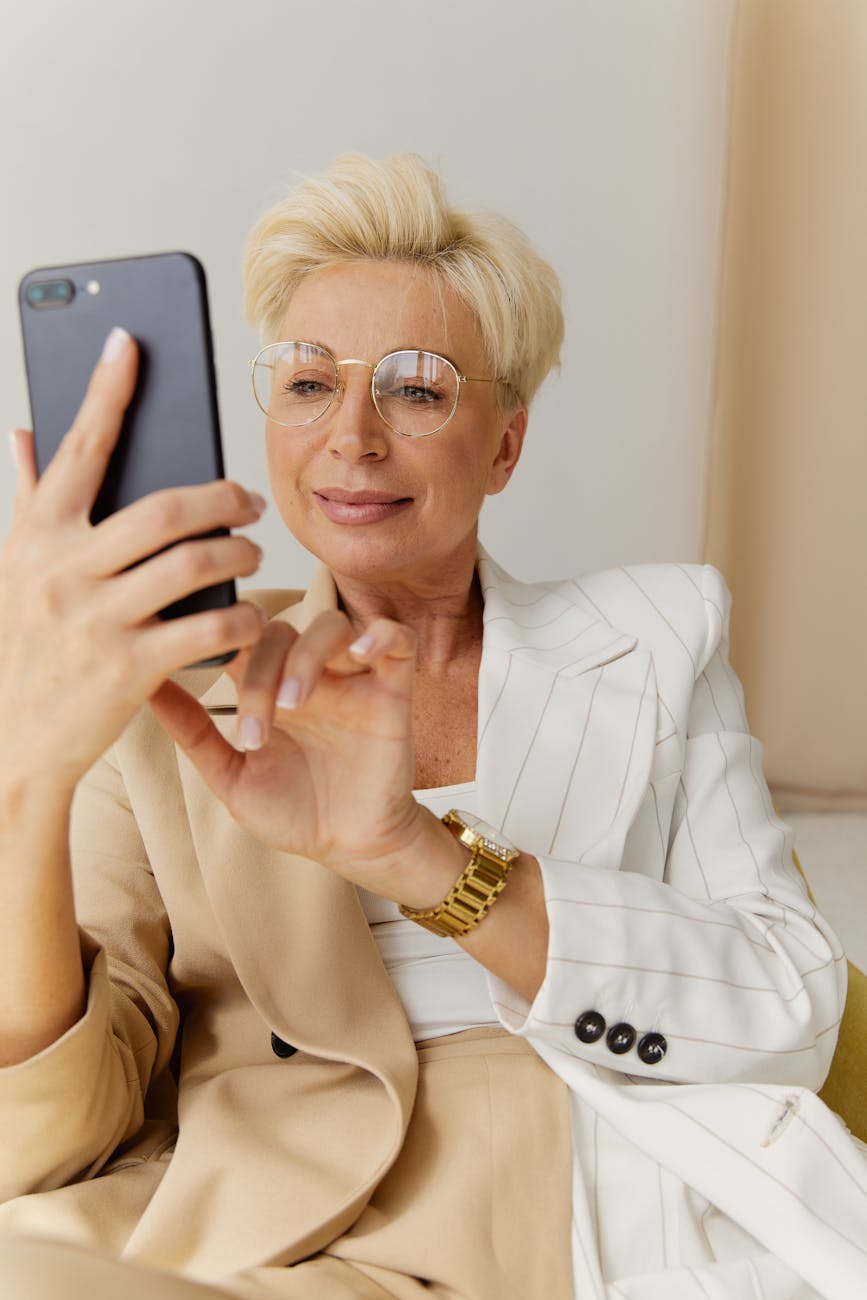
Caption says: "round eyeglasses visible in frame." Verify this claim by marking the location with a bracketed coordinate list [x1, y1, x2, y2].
[250, 342, 502, 438]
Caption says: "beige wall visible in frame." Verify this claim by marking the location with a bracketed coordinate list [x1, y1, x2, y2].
[705, 0, 867, 808]
[7, 1, 862, 807]
[1, 0, 733, 588]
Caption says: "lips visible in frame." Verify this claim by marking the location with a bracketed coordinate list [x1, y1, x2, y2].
[314, 487, 412, 525]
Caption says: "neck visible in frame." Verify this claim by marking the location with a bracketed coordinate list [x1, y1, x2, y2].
[333, 557, 484, 674]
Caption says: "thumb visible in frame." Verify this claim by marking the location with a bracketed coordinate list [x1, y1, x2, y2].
[9, 428, 37, 514]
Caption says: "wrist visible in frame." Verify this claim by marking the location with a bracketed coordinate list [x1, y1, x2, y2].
[398, 811, 521, 938]
[372, 805, 470, 909]
[0, 766, 76, 826]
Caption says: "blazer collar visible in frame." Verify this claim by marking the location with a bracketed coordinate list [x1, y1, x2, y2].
[477, 548, 637, 675]
[196, 548, 638, 714]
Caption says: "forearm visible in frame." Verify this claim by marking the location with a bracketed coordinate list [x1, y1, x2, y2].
[0, 776, 85, 1066]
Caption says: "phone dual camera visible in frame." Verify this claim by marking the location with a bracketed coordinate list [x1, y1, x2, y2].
[24, 277, 100, 308]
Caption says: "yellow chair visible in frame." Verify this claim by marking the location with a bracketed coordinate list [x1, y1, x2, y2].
[819, 959, 867, 1143]
[794, 850, 867, 1143]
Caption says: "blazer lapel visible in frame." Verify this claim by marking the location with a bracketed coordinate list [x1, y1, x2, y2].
[476, 550, 658, 870]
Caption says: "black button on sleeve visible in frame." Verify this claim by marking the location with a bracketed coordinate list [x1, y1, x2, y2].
[574, 1011, 606, 1043]
[606, 1022, 636, 1055]
[270, 1032, 298, 1059]
[637, 1032, 667, 1065]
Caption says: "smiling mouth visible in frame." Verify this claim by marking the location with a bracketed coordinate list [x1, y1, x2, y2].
[314, 489, 413, 524]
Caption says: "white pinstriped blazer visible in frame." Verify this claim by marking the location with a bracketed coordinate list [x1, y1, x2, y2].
[472, 549, 867, 1297]
[1, 550, 865, 1295]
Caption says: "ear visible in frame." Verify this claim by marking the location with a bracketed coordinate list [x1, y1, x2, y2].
[486, 405, 528, 496]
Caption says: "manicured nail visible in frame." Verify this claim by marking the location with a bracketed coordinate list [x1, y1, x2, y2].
[100, 326, 131, 365]
[239, 716, 263, 751]
[276, 677, 301, 710]
[349, 634, 374, 657]
[249, 492, 268, 518]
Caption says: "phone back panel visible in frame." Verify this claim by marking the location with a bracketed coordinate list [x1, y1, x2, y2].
[19, 252, 224, 521]
[18, 252, 235, 641]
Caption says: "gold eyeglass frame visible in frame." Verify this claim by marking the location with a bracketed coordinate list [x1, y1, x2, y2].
[250, 341, 504, 438]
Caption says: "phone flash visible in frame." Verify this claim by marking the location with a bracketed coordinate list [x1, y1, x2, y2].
[85, 280, 101, 295]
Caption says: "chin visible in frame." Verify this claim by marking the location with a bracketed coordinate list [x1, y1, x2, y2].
[298, 527, 416, 582]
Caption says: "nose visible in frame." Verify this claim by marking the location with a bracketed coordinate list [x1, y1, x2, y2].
[324, 363, 389, 462]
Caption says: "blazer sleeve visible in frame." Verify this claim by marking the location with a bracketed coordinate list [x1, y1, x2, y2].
[488, 565, 847, 1089]
[0, 746, 178, 1201]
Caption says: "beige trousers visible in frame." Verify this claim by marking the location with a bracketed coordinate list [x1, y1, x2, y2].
[0, 1029, 574, 1300]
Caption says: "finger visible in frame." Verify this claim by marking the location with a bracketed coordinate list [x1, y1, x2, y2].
[34, 327, 139, 520]
[9, 428, 38, 514]
[90, 480, 267, 577]
[150, 679, 244, 804]
[234, 622, 295, 751]
[345, 618, 417, 690]
[136, 599, 265, 678]
[106, 534, 263, 624]
[276, 610, 361, 710]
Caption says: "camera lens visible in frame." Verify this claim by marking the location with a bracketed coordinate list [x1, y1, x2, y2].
[25, 279, 75, 308]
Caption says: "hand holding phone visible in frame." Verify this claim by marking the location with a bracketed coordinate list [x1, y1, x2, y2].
[19, 252, 241, 632]
[3, 271, 267, 794]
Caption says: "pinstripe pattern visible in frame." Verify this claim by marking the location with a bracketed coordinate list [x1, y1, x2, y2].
[479, 555, 844, 1085]
[472, 552, 867, 1297]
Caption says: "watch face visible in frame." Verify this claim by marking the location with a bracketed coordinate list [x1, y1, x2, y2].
[450, 810, 518, 855]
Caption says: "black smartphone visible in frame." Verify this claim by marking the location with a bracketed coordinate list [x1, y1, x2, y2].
[18, 251, 236, 662]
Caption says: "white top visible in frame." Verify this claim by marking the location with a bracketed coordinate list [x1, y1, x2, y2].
[354, 782, 500, 1043]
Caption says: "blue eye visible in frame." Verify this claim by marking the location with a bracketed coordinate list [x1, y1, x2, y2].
[285, 379, 331, 397]
[391, 384, 444, 404]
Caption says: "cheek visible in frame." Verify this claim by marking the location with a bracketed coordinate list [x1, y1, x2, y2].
[265, 425, 320, 490]
[433, 440, 497, 501]
[416, 458, 490, 536]
[264, 431, 313, 528]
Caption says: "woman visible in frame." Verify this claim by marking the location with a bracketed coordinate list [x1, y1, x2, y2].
[0, 155, 865, 1300]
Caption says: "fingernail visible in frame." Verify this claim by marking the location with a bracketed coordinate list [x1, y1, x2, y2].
[7, 430, 18, 468]
[239, 716, 263, 751]
[277, 677, 300, 710]
[349, 634, 374, 657]
[100, 326, 131, 365]
[249, 492, 268, 518]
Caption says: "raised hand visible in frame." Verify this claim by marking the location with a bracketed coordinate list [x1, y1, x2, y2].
[150, 609, 440, 900]
[0, 329, 266, 797]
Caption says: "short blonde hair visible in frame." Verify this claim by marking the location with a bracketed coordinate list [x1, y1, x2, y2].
[243, 153, 563, 409]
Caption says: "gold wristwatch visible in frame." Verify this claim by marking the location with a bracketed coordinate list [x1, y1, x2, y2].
[398, 810, 520, 938]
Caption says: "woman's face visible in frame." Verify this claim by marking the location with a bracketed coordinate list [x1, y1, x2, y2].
[264, 261, 526, 590]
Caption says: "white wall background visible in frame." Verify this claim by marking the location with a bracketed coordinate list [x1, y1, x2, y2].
[0, 0, 733, 590]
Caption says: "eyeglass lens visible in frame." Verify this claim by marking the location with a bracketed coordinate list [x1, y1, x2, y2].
[252, 343, 459, 437]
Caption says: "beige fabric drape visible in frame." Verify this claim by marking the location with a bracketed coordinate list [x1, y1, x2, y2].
[704, 0, 867, 810]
